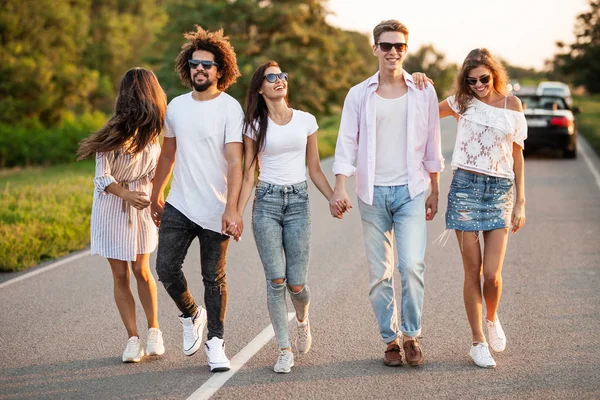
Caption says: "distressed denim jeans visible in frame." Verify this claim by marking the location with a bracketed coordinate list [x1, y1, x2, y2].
[252, 181, 311, 349]
[358, 186, 427, 342]
[156, 202, 229, 340]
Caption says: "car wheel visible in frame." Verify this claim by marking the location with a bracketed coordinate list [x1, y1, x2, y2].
[564, 145, 577, 159]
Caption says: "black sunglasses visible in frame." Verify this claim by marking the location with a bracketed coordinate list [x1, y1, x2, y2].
[263, 72, 288, 83]
[188, 59, 220, 70]
[377, 42, 408, 52]
[466, 74, 491, 86]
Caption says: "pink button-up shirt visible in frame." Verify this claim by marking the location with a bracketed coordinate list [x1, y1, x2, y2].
[333, 70, 444, 205]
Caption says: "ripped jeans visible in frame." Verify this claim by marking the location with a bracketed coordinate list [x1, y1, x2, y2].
[156, 202, 229, 340]
[252, 181, 311, 349]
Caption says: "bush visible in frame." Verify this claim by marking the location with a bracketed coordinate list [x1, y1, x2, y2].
[0, 112, 106, 168]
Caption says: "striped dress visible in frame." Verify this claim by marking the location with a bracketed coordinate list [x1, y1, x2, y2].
[90, 141, 160, 261]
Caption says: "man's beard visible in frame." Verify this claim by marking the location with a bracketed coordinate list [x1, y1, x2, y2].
[192, 73, 213, 92]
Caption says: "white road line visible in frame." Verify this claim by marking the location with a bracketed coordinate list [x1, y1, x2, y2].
[579, 137, 600, 190]
[0, 250, 91, 290]
[187, 312, 296, 400]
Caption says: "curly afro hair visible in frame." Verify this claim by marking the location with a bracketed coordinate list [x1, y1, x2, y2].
[174, 25, 241, 91]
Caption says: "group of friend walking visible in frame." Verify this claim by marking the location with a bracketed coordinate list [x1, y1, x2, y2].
[77, 19, 527, 373]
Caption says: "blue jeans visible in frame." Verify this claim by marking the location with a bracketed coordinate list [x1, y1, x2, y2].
[252, 181, 311, 349]
[358, 186, 426, 342]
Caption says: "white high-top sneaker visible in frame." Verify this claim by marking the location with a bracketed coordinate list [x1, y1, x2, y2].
[179, 308, 206, 356]
[122, 336, 144, 363]
[204, 337, 231, 372]
[146, 328, 165, 356]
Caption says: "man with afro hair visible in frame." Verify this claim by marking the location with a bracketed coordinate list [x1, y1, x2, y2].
[151, 25, 244, 372]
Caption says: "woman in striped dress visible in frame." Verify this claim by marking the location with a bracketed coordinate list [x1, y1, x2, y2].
[77, 68, 166, 363]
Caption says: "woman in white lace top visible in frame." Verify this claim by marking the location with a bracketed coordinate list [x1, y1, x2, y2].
[439, 49, 527, 369]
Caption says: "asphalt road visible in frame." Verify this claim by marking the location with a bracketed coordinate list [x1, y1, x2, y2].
[1, 118, 599, 399]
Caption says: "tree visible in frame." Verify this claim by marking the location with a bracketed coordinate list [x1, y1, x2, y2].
[0, 0, 167, 125]
[154, 0, 375, 114]
[403, 44, 457, 98]
[0, 0, 98, 125]
[550, 0, 600, 93]
[83, 0, 168, 112]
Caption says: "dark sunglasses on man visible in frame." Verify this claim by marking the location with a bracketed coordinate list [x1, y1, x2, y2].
[377, 42, 408, 52]
[466, 75, 491, 86]
[263, 72, 288, 83]
[188, 59, 220, 70]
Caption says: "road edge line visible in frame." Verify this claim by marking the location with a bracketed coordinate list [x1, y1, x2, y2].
[0, 250, 91, 290]
[187, 312, 296, 400]
[578, 136, 600, 191]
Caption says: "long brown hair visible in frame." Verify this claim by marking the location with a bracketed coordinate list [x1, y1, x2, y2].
[243, 61, 289, 166]
[77, 68, 167, 160]
[174, 25, 241, 91]
[452, 48, 509, 114]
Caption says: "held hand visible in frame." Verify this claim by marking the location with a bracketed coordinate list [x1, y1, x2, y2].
[124, 191, 151, 210]
[222, 208, 243, 241]
[425, 193, 439, 221]
[511, 203, 526, 233]
[412, 72, 434, 90]
[150, 198, 164, 227]
[329, 189, 353, 219]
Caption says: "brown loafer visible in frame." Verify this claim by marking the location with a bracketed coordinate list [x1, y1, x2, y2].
[403, 339, 424, 366]
[383, 342, 403, 366]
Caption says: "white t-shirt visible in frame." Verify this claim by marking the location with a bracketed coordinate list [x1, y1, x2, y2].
[244, 109, 318, 185]
[164, 92, 243, 233]
[374, 92, 409, 186]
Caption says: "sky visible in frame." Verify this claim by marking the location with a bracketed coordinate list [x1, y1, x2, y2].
[326, 0, 590, 70]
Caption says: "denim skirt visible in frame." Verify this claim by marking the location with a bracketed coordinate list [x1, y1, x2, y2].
[446, 169, 514, 232]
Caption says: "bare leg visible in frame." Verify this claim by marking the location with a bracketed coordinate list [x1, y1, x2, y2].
[482, 228, 509, 322]
[107, 258, 138, 338]
[131, 253, 159, 329]
[456, 231, 485, 343]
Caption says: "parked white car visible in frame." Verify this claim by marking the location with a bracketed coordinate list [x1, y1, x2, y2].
[537, 81, 573, 108]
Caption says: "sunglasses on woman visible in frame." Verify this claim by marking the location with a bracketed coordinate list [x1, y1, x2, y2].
[466, 75, 491, 86]
[188, 59, 220, 70]
[263, 72, 288, 83]
[376, 42, 408, 52]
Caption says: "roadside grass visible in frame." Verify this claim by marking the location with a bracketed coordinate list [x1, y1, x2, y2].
[574, 95, 600, 156]
[1, 115, 343, 272]
[0, 161, 95, 272]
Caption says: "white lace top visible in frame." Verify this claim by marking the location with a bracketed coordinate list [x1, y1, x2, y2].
[447, 96, 527, 179]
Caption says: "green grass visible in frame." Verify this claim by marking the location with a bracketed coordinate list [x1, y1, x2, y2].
[0, 161, 95, 272]
[317, 114, 341, 159]
[574, 95, 600, 157]
[0, 115, 343, 272]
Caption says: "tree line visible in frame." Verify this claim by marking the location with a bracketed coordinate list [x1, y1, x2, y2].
[0, 0, 597, 166]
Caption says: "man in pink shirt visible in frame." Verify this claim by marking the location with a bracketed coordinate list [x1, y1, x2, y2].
[330, 20, 444, 367]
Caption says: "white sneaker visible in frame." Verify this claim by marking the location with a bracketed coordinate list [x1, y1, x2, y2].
[205, 337, 231, 372]
[469, 342, 496, 368]
[146, 328, 165, 356]
[295, 318, 312, 354]
[274, 349, 294, 373]
[179, 308, 206, 356]
[486, 317, 506, 352]
[122, 336, 144, 363]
